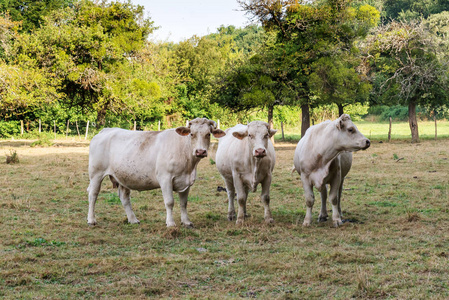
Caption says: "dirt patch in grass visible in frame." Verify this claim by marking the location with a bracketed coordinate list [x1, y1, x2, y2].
[0, 138, 448, 298]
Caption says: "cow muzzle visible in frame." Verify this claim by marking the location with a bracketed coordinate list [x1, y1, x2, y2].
[195, 149, 208, 158]
[254, 148, 266, 158]
[362, 139, 371, 150]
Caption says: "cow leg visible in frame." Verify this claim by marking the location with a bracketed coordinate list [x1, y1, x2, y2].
[261, 177, 274, 224]
[160, 181, 176, 227]
[302, 175, 315, 227]
[233, 175, 248, 225]
[87, 175, 103, 225]
[318, 186, 328, 222]
[118, 185, 139, 224]
[329, 175, 343, 227]
[224, 177, 236, 221]
[337, 179, 344, 218]
[178, 187, 193, 228]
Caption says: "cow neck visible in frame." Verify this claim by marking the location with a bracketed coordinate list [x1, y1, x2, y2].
[314, 124, 341, 169]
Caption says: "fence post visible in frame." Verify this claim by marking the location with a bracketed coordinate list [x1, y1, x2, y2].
[281, 121, 285, 141]
[75, 121, 80, 138]
[133, 121, 136, 131]
[66, 120, 69, 138]
[85, 121, 89, 140]
[158, 120, 161, 131]
[20, 120, 24, 136]
[388, 117, 392, 142]
[434, 115, 437, 141]
[217, 119, 220, 129]
[54, 120, 56, 139]
[39, 119, 41, 134]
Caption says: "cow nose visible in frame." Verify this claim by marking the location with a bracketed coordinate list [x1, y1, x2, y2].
[365, 139, 371, 149]
[254, 148, 266, 157]
[195, 149, 207, 157]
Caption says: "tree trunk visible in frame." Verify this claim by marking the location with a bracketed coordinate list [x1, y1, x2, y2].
[267, 105, 275, 144]
[337, 103, 344, 116]
[301, 103, 310, 138]
[408, 100, 419, 143]
[96, 101, 109, 127]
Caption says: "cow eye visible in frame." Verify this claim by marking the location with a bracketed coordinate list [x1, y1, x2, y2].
[206, 133, 210, 138]
[348, 128, 354, 133]
[264, 134, 269, 139]
[248, 134, 253, 139]
[190, 133, 194, 137]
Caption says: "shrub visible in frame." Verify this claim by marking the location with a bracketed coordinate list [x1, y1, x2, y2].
[6, 149, 19, 164]
[0, 121, 20, 138]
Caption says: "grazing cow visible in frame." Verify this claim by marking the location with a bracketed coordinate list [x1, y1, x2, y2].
[293, 114, 370, 227]
[87, 118, 225, 227]
[216, 121, 277, 225]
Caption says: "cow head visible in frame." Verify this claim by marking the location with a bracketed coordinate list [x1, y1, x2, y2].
[232, 121, 277, 158]
[334, 114, 370, 151]
[175, 118, 226, 158]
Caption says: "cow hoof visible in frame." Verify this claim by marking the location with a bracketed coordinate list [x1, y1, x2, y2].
[227, 214, 236, 221]
[318, 216, 328, 222]
[265, 217, 274, 224]
[182, 222, 194, 228]
[332, 220, 343, 228]
[166, 222, 177, 227]
[236, 219, 244, 226]
[302, 221, 311, 227]
[129, 219, 140, 224]
[87, 221, 97, 226]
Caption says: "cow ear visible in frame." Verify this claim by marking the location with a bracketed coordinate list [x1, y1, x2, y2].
[336, 119, 345, 131]
[175, 127, 190, 136]
[232, 131, 248, 140]
[269, 129, 277, 137]
[211, 129, 226, 138]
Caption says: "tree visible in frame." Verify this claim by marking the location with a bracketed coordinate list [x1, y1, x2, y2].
[11, 0, 155, 125]
[383, 0, 449, 22]
[363, 21, 449, 142]
[0, 0, 73, 32]
[239, 0, 379, 136]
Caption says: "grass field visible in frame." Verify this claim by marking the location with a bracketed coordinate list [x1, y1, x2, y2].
[1, 126, 449, 298]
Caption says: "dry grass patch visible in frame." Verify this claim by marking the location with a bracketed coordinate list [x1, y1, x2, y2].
[0, 138, 448, 298]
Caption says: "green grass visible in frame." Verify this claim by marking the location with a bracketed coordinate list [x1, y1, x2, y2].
[275, 120, 449, 142]
[0, 137, 448, 298]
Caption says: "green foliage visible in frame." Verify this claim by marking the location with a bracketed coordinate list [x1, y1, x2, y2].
[30, 135, 53, 147]
[0, 120, 20, 137]
[0, 0, 73, 32]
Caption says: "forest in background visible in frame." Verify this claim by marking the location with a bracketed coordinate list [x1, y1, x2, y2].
[1, 0, 449, 142]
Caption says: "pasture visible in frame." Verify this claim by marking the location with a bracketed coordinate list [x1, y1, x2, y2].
[1, 133, 449, 298]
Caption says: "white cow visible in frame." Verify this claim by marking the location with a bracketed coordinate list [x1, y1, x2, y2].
[216, 121, 277, 225]
[87, 118, 225, 227]
[293, 114, 370, 227]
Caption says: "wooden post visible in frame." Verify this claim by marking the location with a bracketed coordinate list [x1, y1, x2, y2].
[20, 120, 24, 136]
[54, 121, 56, 139]
[85, 121, 89, 140]
[388, 117, 392, 142]
[186, 120, 189, 127]
[158, 120, 161, 131]
[217, 119, 220, 129]
[281, 121, 285, 141]
[66, 120, 69, 138]
[133, 121, 136, 131]
[434, 115, 437, 141]
[75, 120, 80, 138]
[39, 119, 41, 134]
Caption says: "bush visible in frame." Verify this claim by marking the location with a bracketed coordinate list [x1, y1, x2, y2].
[0, 121, 20, 138]
[6, 149, 19, 164]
